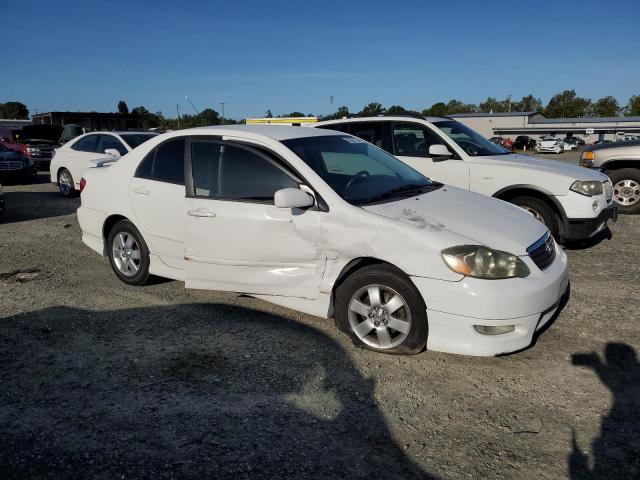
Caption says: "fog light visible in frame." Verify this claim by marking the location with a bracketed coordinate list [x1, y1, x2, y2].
[474, 325, 515, 335]
[592, 201, 598, 211]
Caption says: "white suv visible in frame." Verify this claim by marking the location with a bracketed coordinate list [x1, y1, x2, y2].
[50, 131, 157, 197]
[313, 117, 616, 242]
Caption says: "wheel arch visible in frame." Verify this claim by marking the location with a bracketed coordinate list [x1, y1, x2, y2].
[600, 159, 640, 173]
[102, 214, 129, 255]
[327, 256, 410, 318]
[492, 184, 567, 236]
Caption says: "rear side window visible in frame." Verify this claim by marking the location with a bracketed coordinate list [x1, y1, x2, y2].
[317, 123, 350, 133]
[135, 138, 185, 185]
[72, 135, 98, 152]
[392, 124, 445, 157]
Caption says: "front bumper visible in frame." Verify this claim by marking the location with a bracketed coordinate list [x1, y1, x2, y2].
[0, 164, 37, 178]
[564, 204, 617, 240]
[411, 243, 569, 356]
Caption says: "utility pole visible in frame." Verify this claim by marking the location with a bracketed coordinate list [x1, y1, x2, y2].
[176, 104, 180, 129]
[220, 102, 226, 125]
[507, 94, 512, 112]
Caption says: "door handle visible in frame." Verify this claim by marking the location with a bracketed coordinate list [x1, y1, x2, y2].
[187, 209, 216, 218]
[133, 187, 150, 195]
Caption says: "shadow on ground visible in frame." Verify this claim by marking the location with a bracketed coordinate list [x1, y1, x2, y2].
[0, 304, 434, 479]
[569, 343, 640, 479]
[1, 188, 78, 224]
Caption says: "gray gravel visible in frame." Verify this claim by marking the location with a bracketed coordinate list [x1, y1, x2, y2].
[1, 170, 638, 479]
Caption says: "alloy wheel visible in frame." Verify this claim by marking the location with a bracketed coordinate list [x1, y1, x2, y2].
[58, 171, 73, 196]
[613, 179, 640, 206]
[347, 284, 412, 349]
[520, 206, 546, 225]
[111, 232, 142, 277]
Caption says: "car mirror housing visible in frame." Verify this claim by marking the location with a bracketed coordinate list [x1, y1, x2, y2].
[274, 188, 314, 209]
[429, 144, 453, 159]
[104, 148, 121, 158]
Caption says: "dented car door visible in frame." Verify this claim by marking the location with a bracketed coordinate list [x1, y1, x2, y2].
[183, 138, 325, 298]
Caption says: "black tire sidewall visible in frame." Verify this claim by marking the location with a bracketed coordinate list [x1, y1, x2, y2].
[510, 196, 559, 238]
[607, 168, 640, 214]
[335, 265, 428, 355]
[106, 220, 151, 285]
[58, 168, 76, 198]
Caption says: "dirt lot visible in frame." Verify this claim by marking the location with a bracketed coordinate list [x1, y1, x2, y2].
[1, 162, 639, 479]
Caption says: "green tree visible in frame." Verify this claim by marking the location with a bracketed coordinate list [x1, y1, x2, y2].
[320, 106, 350, 121]
[624, 95, 640, 116]
[544, 90, 592, 118]
[265, 109, 273, 118]
[117, 100, 129, 115]
[0, 101, 29, 119]
[422, 102, 448, 117]
[200, 108, 220, 126]
[131, 106, 162, 129]
[280, 111, 306, 117]
[478, 97, 509, 113]
[358, 102, 385, 116]
[512, 94, 542, 112]
[445, 99, 477, 114]
[592, 96, 621, 117]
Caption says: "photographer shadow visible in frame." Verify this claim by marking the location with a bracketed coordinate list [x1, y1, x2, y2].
[569, 343, 640, 479]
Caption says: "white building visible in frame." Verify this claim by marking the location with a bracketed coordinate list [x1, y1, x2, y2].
[449, 112, 640, 143]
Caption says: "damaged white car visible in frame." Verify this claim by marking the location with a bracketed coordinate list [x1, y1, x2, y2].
[78, 125, 569, 356]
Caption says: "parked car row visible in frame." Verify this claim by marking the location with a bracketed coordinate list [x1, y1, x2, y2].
[492, 135, 587, 153]
[0, 125, 63, 170]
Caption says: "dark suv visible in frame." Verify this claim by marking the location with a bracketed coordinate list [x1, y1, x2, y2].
[512, 135, 537, 150]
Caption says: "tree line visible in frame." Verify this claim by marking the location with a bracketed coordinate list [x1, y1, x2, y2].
[2, 91, 640, 127]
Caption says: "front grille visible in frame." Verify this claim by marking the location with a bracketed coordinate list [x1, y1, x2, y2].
[527, 232, 556, 270]
[0, 161, 24, 171]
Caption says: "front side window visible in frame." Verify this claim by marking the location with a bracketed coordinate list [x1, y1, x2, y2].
[433, 120, 509, 156]
[393, 124, 447, 158]
[190, 141, 297, 202]
[71, 135, 98, 152]
[283, 135, 440, 205]
[98, 135, 127, 156]
[349, 122, 384, 148]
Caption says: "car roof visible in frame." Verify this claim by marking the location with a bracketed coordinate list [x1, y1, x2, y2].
[175, 124, 344, 141]
[315, 116, 452, 124]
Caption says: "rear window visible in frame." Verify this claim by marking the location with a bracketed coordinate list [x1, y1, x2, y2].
[120, 133, 157, 149]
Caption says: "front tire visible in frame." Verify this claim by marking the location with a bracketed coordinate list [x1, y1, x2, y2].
[106, 220, 151, 285]
[335, 264, 428, 355]
[607, 168, 640, 214]
[57, 168, 77, 197]
[509, 196, 560, 239]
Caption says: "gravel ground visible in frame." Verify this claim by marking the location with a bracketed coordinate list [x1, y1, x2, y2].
[1, 162, 638, 479]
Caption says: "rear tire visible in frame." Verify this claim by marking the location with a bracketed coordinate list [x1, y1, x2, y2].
[509, 196, 560, 239]
[335, 264, 428, 355]
[106, 220, 151, 285]
[57, 168, 77, 198]
[607, 168, 640, 214]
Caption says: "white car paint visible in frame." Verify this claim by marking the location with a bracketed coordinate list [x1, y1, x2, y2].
[536, 137, 565, 154]
[78, 125, 568, 357]
[50, 131, 157, 191]
[311, 117, 614, 240]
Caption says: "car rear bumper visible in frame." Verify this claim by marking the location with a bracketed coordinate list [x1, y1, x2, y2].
[411, 244, 569, 356]
[564, 204, 617, 240]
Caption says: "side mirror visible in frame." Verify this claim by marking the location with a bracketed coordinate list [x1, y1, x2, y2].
[429, 144, 453, 159]
[104, 148, 121, 158]
[274, 188, 314, 209]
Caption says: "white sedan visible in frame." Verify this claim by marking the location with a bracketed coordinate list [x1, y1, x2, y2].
[77, 125, 569, 356]
[50, 131, 157, 197]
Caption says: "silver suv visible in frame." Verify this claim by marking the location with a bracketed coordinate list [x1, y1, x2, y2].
[580, 141, 640, 214]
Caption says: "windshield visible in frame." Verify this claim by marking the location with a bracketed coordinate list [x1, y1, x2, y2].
[433, 120, 509, 156]
[120, 133, 157, 149]
[282, 135, 440, 205]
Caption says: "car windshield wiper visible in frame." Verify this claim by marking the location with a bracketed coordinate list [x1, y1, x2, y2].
[356, 183, 441, 205]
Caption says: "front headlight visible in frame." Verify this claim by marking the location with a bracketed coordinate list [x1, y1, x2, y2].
[570, 180, 604, 196]
[441, 245, 530, 279]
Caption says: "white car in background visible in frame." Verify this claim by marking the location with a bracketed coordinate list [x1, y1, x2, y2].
[50, 131, 157, 197]
[536, 136, 565, 154]
[312, 117, 615, 242]
[77, 125, 568, 357]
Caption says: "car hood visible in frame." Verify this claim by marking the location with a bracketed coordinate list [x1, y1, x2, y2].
[362, 186, 548, 255]
[473, 153, 606, 181]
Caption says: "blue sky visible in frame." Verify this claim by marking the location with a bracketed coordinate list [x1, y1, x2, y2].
[2, 0, 639, 119]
